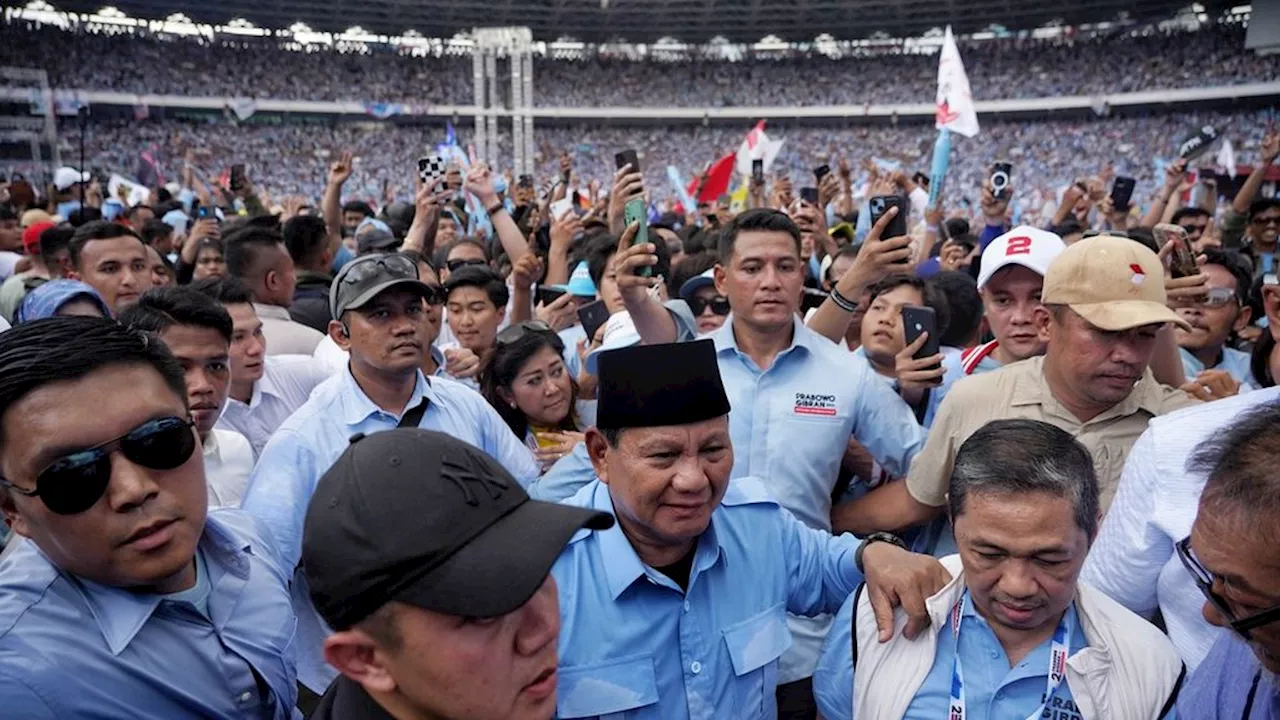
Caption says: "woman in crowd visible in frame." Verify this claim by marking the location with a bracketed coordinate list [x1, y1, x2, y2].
[482, 321, 584, 471]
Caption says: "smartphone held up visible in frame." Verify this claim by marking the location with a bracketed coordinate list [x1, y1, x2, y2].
[615, 149, 651, 277]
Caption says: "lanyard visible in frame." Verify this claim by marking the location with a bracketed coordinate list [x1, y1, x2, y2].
[947, 593, 1071, 720]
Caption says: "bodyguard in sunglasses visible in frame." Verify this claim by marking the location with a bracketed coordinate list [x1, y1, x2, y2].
[0, 317, 299, 719]
[1176, 402, 1280, 719]
[241, 252, 539, 699]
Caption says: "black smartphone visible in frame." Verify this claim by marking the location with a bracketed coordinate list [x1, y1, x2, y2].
[196, 203, 217, 221]
[1110, 176, 1136, 211]
[902, 305, 940, 362]
[989, 161, 1013, 201]
[615, 150, 641, 173]
[869, 195, 909, 242]
[800, 187, 819, 205]
[813, 164, 830, 183]
[518, 174, 534, 189]
[801, 288, 828, 314]
[229, 164, 246, 192]
[752, 159, 764, 184]
[578, 300, 611, 342]
[537, 286, 566, 306]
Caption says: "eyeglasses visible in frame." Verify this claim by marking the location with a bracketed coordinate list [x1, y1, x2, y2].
[689, 295, 731, 317]
[1176, 537, 1280, 638]
[341, 254, 418, 286]
[0, 416, 197, 515]
[1178, 223, 1207, 235]
[1252, 216, 1280, 227]
[496, 320, 553, 346]
[421, 284, 447, 306]
[1174, 287, 1238, 309]
[446, 258, 489, 272]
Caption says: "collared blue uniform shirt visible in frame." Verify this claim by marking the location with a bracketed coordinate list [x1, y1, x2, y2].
[241, 368, 538, 691]
[814, 592, 1088, 720]
[0, 510, 299, 719]
[1179, 632, 1277, 719]
[1178, 346, 1258, 391]
[552, 477, 862, 720]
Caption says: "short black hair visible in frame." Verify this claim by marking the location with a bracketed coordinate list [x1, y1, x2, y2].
[1190, 402, 1280, 542]
[223, 226, 286, 283]
[1248, 198, 1280, 220]
[1171, 207, 1211, 225]
[66, 206, 103, 227]
[342, 200, 375, 218]
[0, 204, 16, 222]
[717, 209, 801, 264]
[397, 249, 439, 279]
[943, 217, 971, 239]
[124, 205, 153, 221]
[932, 271, 982, 348]
[0, 317, 188, 444]
[1200, 248, 1253, 305]
[188, 275, 255, 306]
[38, 225, 75, 269]
[444, 265, 509, 309]
[69, 221, 143, 270]
[586, 230, 673, 290]
[140, 218, 173, 246]
[669, 252, 718, 297]
[283, 215, 329, 268]
[118, 286, 234, 345]
[868, 273, 951, 344]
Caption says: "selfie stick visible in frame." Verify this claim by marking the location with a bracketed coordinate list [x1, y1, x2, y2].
[927, 128, 950, 208]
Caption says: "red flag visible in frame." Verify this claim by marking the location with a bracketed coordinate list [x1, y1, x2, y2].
[692, 153, 736, 204]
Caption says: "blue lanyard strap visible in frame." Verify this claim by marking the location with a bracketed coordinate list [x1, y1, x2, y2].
[947, 593, 1071, 720]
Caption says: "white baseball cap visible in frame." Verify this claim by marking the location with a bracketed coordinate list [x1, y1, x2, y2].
[53, 166, 91, 192]
[585, 312, 641, 375]
[976, 226, 1067, 290]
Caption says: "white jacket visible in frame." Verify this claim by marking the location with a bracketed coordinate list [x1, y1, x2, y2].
[851, 555, 1184, 720]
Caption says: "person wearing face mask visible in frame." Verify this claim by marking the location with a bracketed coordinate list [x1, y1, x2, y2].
[814, 419, 1183, 720]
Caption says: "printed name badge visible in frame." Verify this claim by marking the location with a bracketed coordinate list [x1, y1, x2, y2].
[794, 392, 837, 416]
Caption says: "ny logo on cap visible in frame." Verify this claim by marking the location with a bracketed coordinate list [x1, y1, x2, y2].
[1129, 263, 1146, 285]
[441, 455, 510, 507]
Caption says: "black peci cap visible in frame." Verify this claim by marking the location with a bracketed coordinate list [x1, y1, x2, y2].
[595, 339, 731, 430]
[302, 429, 613, 629]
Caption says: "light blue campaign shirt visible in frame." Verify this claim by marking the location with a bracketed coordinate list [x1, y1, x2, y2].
[241, 368, 538, 692]
[559, 322, 588, 378]
[814, 590, 1089, 720]
[925, 343, 1004, 428]
[1178, 346, 1258, 391]
[552, 477, 863, 720]
[0, 510, 300, 719]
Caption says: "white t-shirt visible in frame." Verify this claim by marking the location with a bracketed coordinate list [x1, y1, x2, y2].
[0, 252, 22, 283]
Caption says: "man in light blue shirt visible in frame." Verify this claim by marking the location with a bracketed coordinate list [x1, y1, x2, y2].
[617, 210, 927, 706]
[814, 420, 1182, 720]
[552, 339, 948, 720]
[1174, 248, 1259, 393]
[241, 253, 538, 695]
[0, 317, 299, 719]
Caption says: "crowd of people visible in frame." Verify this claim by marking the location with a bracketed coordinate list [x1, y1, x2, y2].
[0, 13, 1278, 720]
[0, 20, 1273, 106]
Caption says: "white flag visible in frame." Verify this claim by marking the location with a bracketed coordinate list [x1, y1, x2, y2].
[1217, 137, 1238, 178]
[735, 121, 785, 177]
[935, 26, 979, 138]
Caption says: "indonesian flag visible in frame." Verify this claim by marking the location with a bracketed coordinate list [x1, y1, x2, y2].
[935, 26, 980, 138]
[735, 120, 785, 177]
[688, 153, 738, 204]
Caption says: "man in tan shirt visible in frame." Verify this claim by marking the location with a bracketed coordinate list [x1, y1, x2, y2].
[839, 235, 1200, 534]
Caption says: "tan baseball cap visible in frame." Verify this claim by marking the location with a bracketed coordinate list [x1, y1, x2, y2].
[1042, 235, 1191, 332]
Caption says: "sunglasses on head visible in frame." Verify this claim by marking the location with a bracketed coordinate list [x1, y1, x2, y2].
[1177, 537, 1280, 639]
[0, 416, 197, 515]
[446, 258, 489, 272]
[341, 254, 418, 286]
[689, 295, 731, 317]
[496, 320, 553, 346]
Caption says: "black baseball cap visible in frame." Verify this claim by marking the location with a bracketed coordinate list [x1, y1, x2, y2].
[356, 227, 401, 255]
[330, 253, 428, 319]
[302, 429, 613, 629]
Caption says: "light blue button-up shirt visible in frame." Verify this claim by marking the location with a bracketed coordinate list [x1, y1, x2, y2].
[552, 477, 863, 720]
[814, 591, 1088, 720]
[1178, 346, 1258, 391]
[0, 510, 299, 719]
[241, 368, 538, 691]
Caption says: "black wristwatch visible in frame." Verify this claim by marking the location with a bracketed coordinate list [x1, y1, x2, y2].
[486, 202, 505, 216]
[855, 532, 906, 574]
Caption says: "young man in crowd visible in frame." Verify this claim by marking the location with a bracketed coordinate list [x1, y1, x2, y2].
[814, 420, 1183, 719]
[551, 339, 949, 719]
[1172, 206, 1213, 251]
[616, 209, 927, 716]
[0, 318, 298, 718]
[241, 252, 539, 698]
[444, 265, 508, 356]
[841, 235, 1199, 536]
[1174, 247, 1256, 391]
[66, 220, 153, 313]
[303, 429, 613, 720]
[1176, 403, 1280, 718]
[283, 214, 336, 333]
[224, 225, 322, 355]
[119, 288, 256, 508]
[856, 274, 949, 411]
[190, 276, 331, 458]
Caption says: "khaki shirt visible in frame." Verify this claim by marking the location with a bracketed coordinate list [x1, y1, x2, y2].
[254, 302, 324, 356]
[906, 356, 1199, 511]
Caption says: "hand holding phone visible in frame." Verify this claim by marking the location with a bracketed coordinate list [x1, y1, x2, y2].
[752, 159, 764, 185]
[989, 162, 1013, 201]
[1109, 176, 1136, 212]
[1154, 223, 1198, 278]
[869, 195, 909, 246]
[577, 299, 611, 343]
[902, 305, 940, 362]
[615, 149, 650, 276]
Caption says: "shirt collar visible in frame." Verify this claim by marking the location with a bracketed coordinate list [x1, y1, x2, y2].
[711, 314, 812, 361]
[201, 429, 221, 460]
[73, 515, 252, 655]
[427, 345, 446, 376]
[250, 359, 286, 407]
[339, 367, 437, 427]
[1009, 356, 1165, 420]
[251, 303, 290, 321]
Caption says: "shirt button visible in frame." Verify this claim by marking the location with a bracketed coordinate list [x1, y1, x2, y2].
[683, 600, 691, 612]
[990, 650, 1001, 660]
[238, 691, 252, 702]
[690, 661, 702, 674]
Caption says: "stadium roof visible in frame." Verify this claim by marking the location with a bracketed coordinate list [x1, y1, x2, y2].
[47, 0, 1228, 44]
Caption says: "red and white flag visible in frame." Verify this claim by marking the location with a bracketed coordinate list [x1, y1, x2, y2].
[935, 26, 980, 138]
[735, 120, 785, 177]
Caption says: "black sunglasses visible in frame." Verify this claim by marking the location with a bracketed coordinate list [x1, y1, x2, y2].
[447, 258, 489, 272]
[421, 284, 447, 306]
[689, 295, 731, 317]
[0, 416, 197, 515]
[1177, 537, 1280, 638]
[496, 320, 553, 346]
[341, 254, 418, 286]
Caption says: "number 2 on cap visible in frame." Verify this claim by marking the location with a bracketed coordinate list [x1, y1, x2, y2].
[1005, 236, 1032, 256]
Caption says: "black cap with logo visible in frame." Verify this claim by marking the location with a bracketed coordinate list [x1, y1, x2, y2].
[329, 253, 428, 320]
[302, 429, 613, 629]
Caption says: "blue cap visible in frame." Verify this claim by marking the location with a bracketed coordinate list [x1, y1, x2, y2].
[16, 279, 112, 324]
[552, 261, 597, 298]
[678, 268, 716, 302]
